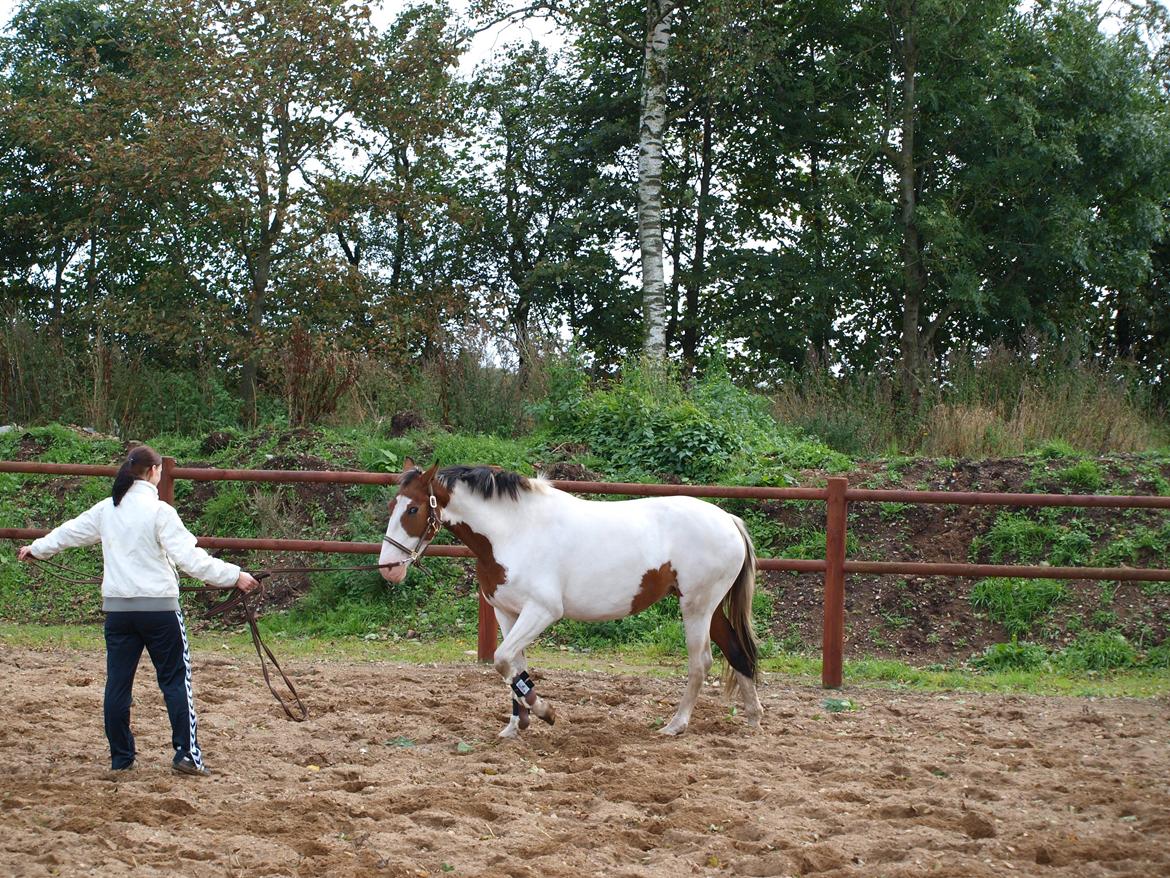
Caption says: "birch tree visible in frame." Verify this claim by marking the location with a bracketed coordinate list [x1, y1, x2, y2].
[471, 0, 678, 358]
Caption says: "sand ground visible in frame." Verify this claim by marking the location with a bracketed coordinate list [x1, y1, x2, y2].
[1, 644, 1167, 877]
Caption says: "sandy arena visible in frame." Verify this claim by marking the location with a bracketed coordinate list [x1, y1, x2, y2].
[1, 644, 1167, 878]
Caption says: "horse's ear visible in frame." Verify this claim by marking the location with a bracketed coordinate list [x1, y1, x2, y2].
[422, 461, 440, 482]
[402, 456, 416, 472]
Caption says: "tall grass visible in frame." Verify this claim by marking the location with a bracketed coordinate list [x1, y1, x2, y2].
[773, 347, 1166, 458]
[0, 320, 242, 436]
[336, 345, 544, 437]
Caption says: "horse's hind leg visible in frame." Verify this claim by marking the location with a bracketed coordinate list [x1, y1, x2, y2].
[493, 602, 559, 736]
[661, 608, 713, 736]
[710, 606, 763, 727]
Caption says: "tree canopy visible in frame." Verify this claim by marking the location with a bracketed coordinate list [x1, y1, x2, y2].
[1, 0, 1167, 423]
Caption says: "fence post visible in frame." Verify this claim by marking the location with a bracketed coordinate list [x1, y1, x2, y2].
[159, 456, 176, 506]
[822, 476, 848, 689]
[477, 593, 497, 663]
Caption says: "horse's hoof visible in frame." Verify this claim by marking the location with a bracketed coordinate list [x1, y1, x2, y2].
[498, 725, 520, 739]
[539, 705, 556, 726]
[658, 722, 686, 736]
[518, 710, 531, 731]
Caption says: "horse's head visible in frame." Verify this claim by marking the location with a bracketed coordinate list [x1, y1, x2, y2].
[379, 458, 446, 583]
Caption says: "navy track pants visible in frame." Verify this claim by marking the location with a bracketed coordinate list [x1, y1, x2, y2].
[103, 609, 203, 771]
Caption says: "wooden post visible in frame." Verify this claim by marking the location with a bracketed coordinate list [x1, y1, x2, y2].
[159, 456, 176, 506]
[822, 476, 848, 688]
[477, 593, 497, 663]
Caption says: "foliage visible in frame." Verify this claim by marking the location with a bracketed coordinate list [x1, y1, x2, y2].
[971, 639, 1050, 672]
[262, 560, 478, 641]
[973, 513, 1055, 564]
[1058, 630, 1138, 671]
[537, 358, 849, 481]
[1143, 641, 1170, 669]
[1052, 460, 1105, 494]
[969, 577, 1066, 637]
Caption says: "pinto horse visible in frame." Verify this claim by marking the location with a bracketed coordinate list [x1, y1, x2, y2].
[379, 461, 762, 737]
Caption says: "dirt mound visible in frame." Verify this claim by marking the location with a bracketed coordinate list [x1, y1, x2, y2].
[1, 645, 1167, 877]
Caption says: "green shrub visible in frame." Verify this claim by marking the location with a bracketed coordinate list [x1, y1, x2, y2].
[1142, 641, 1170, 668]
[739, 509, 783, 553]
[1053, 460, 1104, 493]
[263, 557, 475, 640]
[971, 639, 1050, 671]
[1032, 440, 1080, 460]
[975, 512, 1054, 563]
[969, 577, 1066, 637]
[779, 528, 859, 560]
[1049, 526, 1093, 566]
[427, 432, 535, 473]
[1058, 631, 1137, 671]
[535, 358, 849, 483]
[197, 485, 258, 538]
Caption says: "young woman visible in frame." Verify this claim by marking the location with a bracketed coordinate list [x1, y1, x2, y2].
[18, 445, 259, 777]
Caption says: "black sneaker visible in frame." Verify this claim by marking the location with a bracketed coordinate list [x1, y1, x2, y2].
[172, 755, 211, 777]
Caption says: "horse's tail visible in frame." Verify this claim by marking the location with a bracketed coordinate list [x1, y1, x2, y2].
[718, 516, 760, 700]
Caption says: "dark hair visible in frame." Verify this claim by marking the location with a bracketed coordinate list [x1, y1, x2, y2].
[433, 465, 532, 501]
[112, 445, 162, 506]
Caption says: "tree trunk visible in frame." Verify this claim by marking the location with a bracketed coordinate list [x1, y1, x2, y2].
[808, 41, 831, 363]
[240, 253, 269, 426]
[665, 198, 683, 352]
[638, 0, 676, 359]
[391, 146, 410, 294]
[52, 241, 66, 344]
[503, 121, 535, 374]
[681, 104, 712, 370]
[892, 0, 927, 403]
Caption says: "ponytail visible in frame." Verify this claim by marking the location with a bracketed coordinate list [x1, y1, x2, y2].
[112, 445, 162, 506]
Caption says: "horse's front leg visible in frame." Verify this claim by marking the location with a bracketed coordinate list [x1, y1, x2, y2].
[493, 609, 529, 739]
[493, 602, 560, 737]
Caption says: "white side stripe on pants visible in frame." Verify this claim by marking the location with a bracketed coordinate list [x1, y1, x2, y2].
[175, 608, 202, 768]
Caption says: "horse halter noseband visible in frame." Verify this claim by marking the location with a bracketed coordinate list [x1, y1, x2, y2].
[382, 483, 442, 566]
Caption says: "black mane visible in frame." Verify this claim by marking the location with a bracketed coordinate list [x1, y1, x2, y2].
[403, 465, 533, 502]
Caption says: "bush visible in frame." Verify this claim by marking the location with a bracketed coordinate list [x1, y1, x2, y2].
[975, 512, 1054, 564]
[969, 577, 1066, 637]
[1142, 641, 1170, 668]
[1053, 460, 1105, 493]
[537, 357, 848, 482]
[971, 639, 1050, 672]
[1058, 631, 1138, 671]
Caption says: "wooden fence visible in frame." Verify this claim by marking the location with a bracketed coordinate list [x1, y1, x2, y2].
[3, 458, 1170, 687]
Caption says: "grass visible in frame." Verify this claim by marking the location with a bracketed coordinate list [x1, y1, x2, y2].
[3, 624, 1166, 698]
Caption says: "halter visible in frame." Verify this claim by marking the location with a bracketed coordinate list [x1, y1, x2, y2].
[382, 483, 442, 567]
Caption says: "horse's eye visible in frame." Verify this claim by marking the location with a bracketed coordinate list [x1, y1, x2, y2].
[407, 506, 419, 516]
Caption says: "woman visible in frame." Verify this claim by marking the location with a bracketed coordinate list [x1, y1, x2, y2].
[18, 445, 258, 777]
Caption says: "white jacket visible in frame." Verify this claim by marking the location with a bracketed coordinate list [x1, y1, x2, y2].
[29, 479, 241, 612]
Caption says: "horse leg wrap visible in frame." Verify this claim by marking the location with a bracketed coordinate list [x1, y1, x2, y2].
[512, 698, 531, 731]
[511, 671, 538, 707]
[511, 671, 554, 725]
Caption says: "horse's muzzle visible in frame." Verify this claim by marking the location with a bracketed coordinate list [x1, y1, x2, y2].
[381, 563, 408, 584]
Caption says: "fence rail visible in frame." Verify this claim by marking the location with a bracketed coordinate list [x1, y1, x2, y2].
[4, 458, 1169, 687]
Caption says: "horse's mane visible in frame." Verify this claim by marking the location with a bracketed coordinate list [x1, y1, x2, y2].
[403, 465, 538, 502]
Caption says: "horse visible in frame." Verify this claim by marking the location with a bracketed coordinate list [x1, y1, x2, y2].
[379, 460, 763, 738]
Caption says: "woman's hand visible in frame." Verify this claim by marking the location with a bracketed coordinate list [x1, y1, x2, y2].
[235, 571, 260, 593]
[17, 546, 36, 562]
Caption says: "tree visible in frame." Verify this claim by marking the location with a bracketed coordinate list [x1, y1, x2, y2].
[470, 0, 682, 359]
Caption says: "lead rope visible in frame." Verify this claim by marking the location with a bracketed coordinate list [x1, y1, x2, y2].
[181, 576, 308, 721]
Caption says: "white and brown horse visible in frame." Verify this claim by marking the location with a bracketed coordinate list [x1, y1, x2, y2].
[380, 461, 762, 737]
